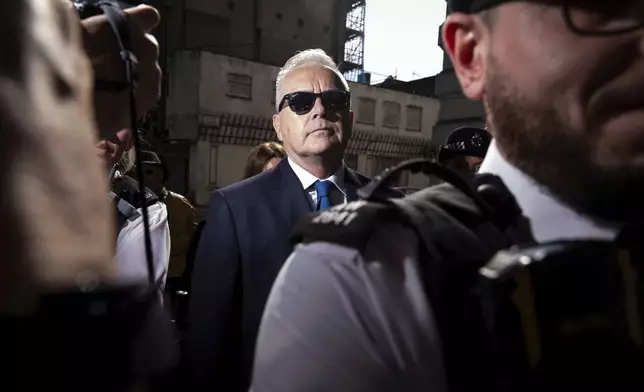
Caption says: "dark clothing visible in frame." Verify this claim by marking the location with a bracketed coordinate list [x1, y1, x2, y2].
[183, 219, 207, 288]
[185, 158, 393, 391]
[278, 172, 643, 391]
[253, 176, 532, 392]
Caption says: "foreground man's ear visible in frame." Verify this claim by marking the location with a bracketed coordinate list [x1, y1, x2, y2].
[442, 13, 488, 100]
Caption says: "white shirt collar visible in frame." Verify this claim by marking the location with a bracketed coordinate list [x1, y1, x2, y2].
[288, 157, 346, 195]
[479, 140, 619, 243]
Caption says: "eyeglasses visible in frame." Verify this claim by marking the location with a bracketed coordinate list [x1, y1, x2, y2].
[472, 0, 644, 36]
[278, 91, 351, 115]
[563, 0, 644, 36]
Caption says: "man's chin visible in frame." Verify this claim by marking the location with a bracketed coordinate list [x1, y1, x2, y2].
[305, 139, 341, 154]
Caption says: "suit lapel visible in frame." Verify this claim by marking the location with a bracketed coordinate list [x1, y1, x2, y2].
[272, 158, 314, 217]
[344, 167, 370, 202]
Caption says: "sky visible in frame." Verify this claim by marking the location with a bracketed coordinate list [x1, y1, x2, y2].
[363, 0, 447, 83]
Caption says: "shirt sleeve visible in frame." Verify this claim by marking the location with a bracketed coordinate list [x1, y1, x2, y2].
[114, 202, 171, 289]
[251, 223, 447, 392]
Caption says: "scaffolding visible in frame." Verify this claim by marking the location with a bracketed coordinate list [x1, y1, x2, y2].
[342, 0, 366, 83]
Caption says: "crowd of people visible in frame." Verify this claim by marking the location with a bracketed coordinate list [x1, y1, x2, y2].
[2, 0, 644, 391]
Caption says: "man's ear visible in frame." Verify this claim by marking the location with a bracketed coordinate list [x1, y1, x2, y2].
[272, 114, 283, 141]
[442, 13, 487, 100]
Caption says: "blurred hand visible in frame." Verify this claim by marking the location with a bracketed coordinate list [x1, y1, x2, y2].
[81, 4, 161, 138]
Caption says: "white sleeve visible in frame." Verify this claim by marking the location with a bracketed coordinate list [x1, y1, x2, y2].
[251, 223, 447, 392]
[114, 202, 171, 290]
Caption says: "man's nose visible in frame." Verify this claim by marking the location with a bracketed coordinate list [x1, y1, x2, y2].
[310, 97, 326, 118]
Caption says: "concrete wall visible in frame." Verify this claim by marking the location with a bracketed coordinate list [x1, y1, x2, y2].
[159, 0, 345, 66]
[199, 53, 279, 118]
[258, 0, 341, 65]
[166, 51, 201, 141]
[349, 82, 438, 139]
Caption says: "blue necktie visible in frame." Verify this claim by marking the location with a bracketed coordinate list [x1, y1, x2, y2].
[314, 180, 332, 211]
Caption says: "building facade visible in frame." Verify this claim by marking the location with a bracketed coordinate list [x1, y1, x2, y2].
[165, 51, 440, 207]
[148, 0, 348, 65]
[373, 1, 487, 145]
[141, 0, 371, 202]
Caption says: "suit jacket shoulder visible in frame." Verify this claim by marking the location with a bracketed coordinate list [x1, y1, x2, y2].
[217, 167, 277, 198]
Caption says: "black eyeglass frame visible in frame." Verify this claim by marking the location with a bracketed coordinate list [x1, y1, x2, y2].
[469, 0, 644, 36]
[278, 90, 351, 114]
[561, 0, 644, 36]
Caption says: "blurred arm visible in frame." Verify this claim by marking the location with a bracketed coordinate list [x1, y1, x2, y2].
[252, 224, 447, 392]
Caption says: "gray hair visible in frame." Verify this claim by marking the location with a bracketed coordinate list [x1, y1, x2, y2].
[275, 49, 350, 112]
[117, 148, 136, 174]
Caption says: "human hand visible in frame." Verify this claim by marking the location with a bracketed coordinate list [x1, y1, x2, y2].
[81, 4, 161, 138]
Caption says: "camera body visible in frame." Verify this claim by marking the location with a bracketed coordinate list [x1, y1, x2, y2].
[73, 0, 135, 19]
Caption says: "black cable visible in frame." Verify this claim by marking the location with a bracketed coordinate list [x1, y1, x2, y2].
[78, 0, 156, 285]
[126, 57, 156, 286]
[359, 158, 495, 217]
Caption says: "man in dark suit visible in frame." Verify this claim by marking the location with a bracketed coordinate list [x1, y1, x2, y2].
[185, 49, 398, 391]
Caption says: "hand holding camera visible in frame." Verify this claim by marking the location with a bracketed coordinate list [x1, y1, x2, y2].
[79, 3, 161, 137]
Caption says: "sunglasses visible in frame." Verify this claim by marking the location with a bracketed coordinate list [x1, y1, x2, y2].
[278, 90, 351, 115]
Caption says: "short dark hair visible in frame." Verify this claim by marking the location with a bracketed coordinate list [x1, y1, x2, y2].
[244, 142, 287, 179]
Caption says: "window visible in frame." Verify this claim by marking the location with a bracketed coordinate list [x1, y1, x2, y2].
[406, 105, 422, 131]
[382, 101, 401, 128]
[356, 97, 376, 124]
[227, 73, 252, 99]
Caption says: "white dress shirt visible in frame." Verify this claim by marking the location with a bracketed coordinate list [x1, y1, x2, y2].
[288, 157, 348, 208]
[480, 140, 620, 242]
[251, 140, 620, 392]
[114, 201, 171, 300]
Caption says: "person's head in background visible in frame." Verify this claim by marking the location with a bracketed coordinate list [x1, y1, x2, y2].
[273, 49, 353, 179]
[244, 142, 287, 179]
[438, 127, 491, 180]
[136, 150, 169, 195]
[443, 0, 644, 224]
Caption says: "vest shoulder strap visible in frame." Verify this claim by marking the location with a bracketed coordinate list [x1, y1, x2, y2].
[292, 200, 404, 251]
